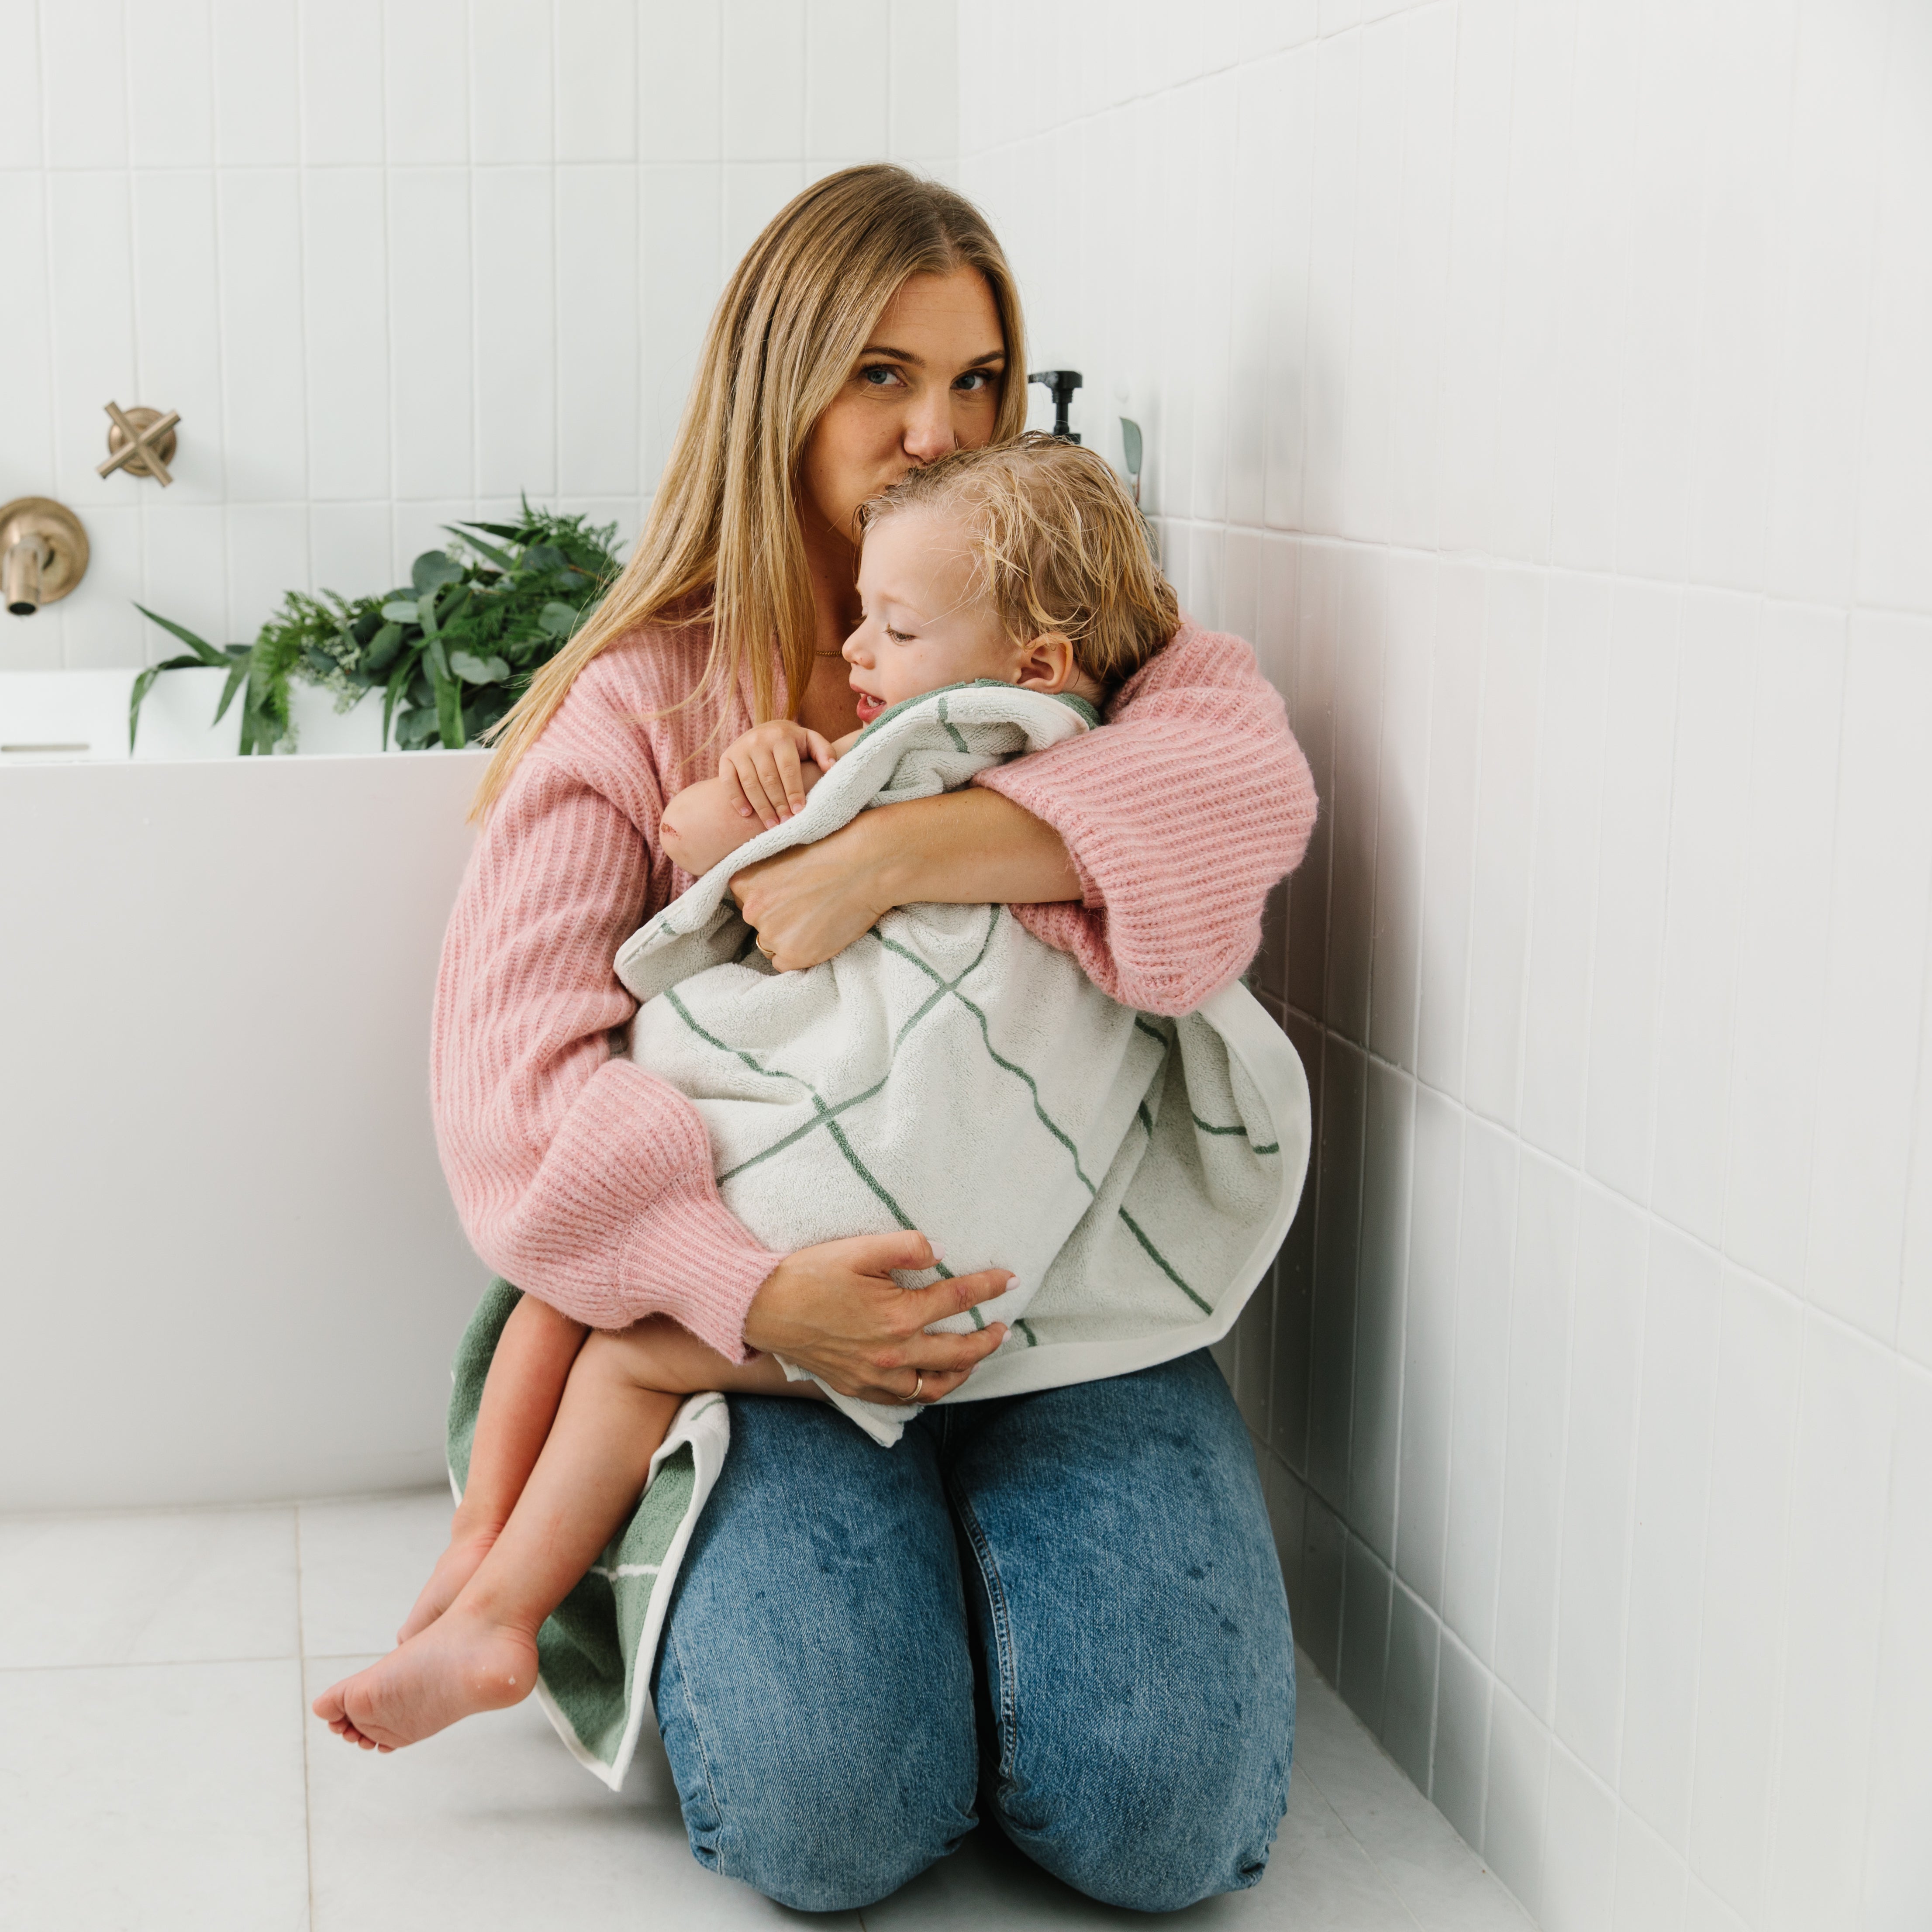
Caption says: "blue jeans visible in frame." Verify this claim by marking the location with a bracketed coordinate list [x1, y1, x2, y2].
[649, 1351, 1295, 1912]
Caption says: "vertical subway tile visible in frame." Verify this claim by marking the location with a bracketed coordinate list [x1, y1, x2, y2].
[1299, 26, 1360, 541]
[0, 0, 42, 168]
[639, 0, 721, 160]
[1297, 1485, 1346, 1681]
[1338, 1534, 1393, 1735]
[0, 171, 52, 507]
[1413, 559, 1482, 1099]
[127, 0, 216, 168]
[556, 165, 639, 500]
[1381, 1580, 1441, 1794]
[1762, 0, 1888, 609]
[1442, 1115, 1518, 1663]
[1686, 2, 1795, 593]
[1722, 603, 1844, 1293]
[1306, 1032, 1366, 1514]
[1854, 0, 1932, 614]
[1582, 579, 1680, 1204]
[1519, 570, 1611, 1168]
[388, 169, 474, 502]
[131, 172, 226, 506]
[1552, 1185, 1646, 1784]
[1619, 1224, 1722, 1850]
[1261, 45, 1315, 532]
[1484, 1682, 1551, 1922]
[302, 169, 390, 502]
[1348, 1058, 1412, 1563]
[1542, 1745, 1618, 1932]
[224, 503, 309, 635]
[56, 508, 146, 669]
[384, 0, 469, 164]
[470, 0, 554, 164]
[1431, 1628, 1492, 1847]
[217, 170, 307, 503]
[1462, 565, 1543, 1128]
[722, 161, 805, 268]
[1394, 1082, 1463, 1611]
[639, 162, 722, 484]
[1234, 1261, 1276, 1444]
[1187, 72, 1237, 529]
[1225, 60, 1278, 531]
[1492, 1151, 1578, 1722]
[1271, 1011, 1325, 1476]
[1763, 1315, 1897, 1930]
[1186, 524, 1224, 634]
[1285, 539, 1335, 1019]
[557, 0, 638, 162]
[723, 0, 805, 160]
[1548, 0, 1639, 573]
[472, 166, 555, 499]
[307, 504, 392, 604]
[1804, 612, 1932, 1342]
[300, 0, 384, 166]
[1687, 1266, 1801, 1927]
[804, 0, 888, 162]
[1859, 1364, 1932, 1928]
[1613, 1811, 1687, 1932]
[45, 172, 138, 512]
[137, 501, 229, 652]
[889, 0, 956, 161]
[1649, 590, 1756, 1248]
[1365, 550, 1432, 1072]
[41, 0, 127, 169]
[212, 0, 298, 165]
[1321, 544, 1385, 1047]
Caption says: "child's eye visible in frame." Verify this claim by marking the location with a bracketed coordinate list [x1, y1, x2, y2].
[884, 627, 912, 645]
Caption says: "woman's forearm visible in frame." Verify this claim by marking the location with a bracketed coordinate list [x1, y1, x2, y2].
[867, 787, 1083, 911]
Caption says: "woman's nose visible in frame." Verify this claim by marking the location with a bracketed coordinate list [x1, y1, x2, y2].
[900, 387, 957, 466]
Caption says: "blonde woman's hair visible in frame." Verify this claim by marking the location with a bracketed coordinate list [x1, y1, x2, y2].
[859, 433, 1180, 689]
[472, 165, 1029, 817]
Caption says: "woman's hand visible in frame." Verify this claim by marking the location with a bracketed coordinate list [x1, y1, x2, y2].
[729, 788, 1082, 971]
[729, 810, 897, 972]
[742, 1231, 1012, 1404]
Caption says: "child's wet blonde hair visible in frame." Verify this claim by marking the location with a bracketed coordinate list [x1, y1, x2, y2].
[858, 432, 1179, 690]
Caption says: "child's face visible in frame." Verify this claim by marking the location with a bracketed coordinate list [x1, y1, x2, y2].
[842, 507, 1024, 724]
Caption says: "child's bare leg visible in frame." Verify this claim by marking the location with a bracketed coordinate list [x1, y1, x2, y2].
[315, 1321, 809, 1750]
[398, 1294, 588, 1641]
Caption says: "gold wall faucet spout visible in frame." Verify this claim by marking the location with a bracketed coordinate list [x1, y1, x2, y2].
[0, 499, 90, 616]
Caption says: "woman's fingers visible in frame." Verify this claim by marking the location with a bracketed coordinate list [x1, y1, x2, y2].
[897, 1267, 1016, 1333]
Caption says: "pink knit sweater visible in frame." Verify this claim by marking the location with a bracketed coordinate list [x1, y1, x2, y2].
[430, 618, 1317, 1359]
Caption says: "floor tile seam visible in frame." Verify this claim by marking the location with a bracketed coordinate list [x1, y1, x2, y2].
[295, 1503, 317, 1932]
[0, 1651, 304, 1673]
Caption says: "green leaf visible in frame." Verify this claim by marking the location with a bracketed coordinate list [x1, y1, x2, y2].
[538, 600, 580, 638]
[411, 551, 464, 594]
[212, 660, 249, 724]
[394, 704, 442, 750]
[302, 646, 336, 676]
[381, 655, 414, 751]
[445, 525, 519, 573]
[431, 658, 465, 749]
[448, 648, 511, 686]
[363, 622, 404, 673]
[381, 599, 421, 625]
[134, 605, 231, 669]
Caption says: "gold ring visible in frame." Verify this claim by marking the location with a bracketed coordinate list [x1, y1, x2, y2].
[755, 936, 775, 959]
[909, 1373, 925, 1405]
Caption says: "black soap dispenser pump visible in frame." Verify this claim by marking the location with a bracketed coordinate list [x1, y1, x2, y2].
[1028, 369, 1082, 443]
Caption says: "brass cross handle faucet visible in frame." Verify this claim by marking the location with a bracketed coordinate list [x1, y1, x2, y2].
[98, 402, 180, 486]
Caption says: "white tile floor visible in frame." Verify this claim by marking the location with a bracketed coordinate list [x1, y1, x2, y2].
[0, 1490, 1533, 1930]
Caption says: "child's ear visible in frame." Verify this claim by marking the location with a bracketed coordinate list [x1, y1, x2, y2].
[1014, 631, 1076, 693]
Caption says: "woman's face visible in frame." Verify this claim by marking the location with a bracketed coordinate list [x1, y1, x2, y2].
[799, 267, 1006, 548]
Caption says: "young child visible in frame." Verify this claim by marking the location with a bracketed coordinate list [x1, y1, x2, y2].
[314, 435, 1181, 1753]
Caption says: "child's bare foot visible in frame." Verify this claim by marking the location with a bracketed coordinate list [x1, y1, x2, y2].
[311, 1611, 538, 1751]
[396, 1524, 502, 1642]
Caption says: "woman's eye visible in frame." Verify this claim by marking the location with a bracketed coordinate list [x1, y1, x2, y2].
[859, 364, 903, 388]
[955, 370, 994, 393]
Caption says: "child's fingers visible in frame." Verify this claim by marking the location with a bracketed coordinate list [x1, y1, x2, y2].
[718, 760, 756, 820]
[805, 729, 837, 769]
[774, 739, 809, 815]
[731, 752, 783, 828]
[749, 746, 794, 824]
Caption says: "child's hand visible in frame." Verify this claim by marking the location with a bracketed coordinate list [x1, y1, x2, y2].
[720, 721, 838, 829]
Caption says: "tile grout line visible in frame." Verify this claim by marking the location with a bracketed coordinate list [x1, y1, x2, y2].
[294, 1502, 317, 1931]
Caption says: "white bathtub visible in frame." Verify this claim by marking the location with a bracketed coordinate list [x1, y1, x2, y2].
[0, 729, 492, 1511]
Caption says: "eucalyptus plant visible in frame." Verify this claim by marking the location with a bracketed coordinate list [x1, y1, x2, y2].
[128, 505, 624, 755]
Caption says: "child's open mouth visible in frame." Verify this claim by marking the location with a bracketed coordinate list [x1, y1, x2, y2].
[854, 691, 884, 724]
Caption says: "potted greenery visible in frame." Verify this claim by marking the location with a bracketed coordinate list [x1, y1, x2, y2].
[129, 504, 623, 755]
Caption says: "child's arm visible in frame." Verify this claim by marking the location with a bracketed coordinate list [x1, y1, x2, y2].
[661, 721, 845, 876]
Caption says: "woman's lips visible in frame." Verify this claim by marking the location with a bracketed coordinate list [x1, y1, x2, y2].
[854, 691, 884, 724]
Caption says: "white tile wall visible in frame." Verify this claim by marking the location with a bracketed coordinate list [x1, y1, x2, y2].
[0, 0, 957, 671]
[961, 3, 1932, 1929]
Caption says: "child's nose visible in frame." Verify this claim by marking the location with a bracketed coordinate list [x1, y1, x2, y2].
[842, 630, 867, 665]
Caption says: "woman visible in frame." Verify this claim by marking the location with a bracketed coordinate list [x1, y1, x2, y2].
[436, 165, 1317, 1912]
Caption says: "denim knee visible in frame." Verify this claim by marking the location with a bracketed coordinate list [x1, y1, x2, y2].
[655, 1625, 978, 1913]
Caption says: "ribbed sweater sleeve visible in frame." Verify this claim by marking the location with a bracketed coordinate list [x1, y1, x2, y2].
[975, 623, 1318, 1015]
[429, 654, 783, 1354]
